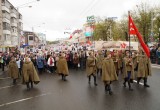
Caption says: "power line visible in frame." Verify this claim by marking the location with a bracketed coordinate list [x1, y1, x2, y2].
[81, 0, 100, 17]
[79, 0, 97, 16]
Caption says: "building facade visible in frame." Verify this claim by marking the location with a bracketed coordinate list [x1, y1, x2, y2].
[0, 0, 23, 51]
[23, 31, 40, 52]
[37, 33, 46, 49]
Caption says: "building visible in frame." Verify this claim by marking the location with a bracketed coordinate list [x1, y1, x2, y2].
[23, 31, 40, 52]
[0, 0, 23, 51]
[36, 33, 46, 49]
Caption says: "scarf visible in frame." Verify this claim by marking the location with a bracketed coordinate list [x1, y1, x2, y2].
[50, 58, 53, 65]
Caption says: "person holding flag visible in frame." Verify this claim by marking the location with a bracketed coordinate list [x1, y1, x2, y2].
[129, 12, 152, 88]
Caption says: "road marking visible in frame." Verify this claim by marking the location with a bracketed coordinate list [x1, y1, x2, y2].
[0, 77, 11, 80]
[151, 66, 160, 69]
[133, 80, 144, 86]
[0, 84, 22, 90]
[0, 92, 52, 107]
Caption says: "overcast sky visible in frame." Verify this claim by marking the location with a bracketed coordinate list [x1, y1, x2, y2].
[9, 0, 160, 41]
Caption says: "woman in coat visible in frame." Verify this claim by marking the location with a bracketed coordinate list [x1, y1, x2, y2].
[8, 56, 19, 85]
[56, 53, 69, 81]
[102, 52, 118, 95]
[22, 57, 40, 90]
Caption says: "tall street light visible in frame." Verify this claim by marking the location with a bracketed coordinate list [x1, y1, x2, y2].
[16, 0, 40, 50]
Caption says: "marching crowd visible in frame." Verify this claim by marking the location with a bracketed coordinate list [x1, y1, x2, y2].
[0, 47, 152, 95]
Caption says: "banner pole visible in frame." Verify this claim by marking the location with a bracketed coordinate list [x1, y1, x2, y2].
[128, 11, 131, 58]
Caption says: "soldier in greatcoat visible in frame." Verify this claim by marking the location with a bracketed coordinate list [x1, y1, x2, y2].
[56, 53, 69, 81]
[22, 57, 40, 90]
[96, 50, 104, 76]
[135, 51, 151, 87]
[123, 51, 134, 91]
[8, 56, 19, 85]
[102, 52, 118, 95]
[112, 51, 120, 76]
[86, 51, 97, 86]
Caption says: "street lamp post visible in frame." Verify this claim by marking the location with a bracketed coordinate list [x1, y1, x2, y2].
[16, 0, 40, 50]
[17, 6, 32, 50]
[107, 17, 117, 41]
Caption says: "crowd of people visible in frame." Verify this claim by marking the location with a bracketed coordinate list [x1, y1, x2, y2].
[0, 47, 152, 95]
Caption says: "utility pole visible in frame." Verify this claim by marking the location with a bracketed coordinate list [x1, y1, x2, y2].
[151, 12, 154, 42]
[110, 25, 112, 41]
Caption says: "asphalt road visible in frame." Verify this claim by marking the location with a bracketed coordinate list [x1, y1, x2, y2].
[0, 67, 160, 110]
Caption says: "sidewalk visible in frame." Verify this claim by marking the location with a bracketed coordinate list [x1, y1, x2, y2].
[151, 64, 160, 69]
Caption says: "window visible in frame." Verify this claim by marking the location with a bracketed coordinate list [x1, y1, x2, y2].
[2, 0, 5, 3]
[29, 36, 33, 40]
[3, 22, 10, 30]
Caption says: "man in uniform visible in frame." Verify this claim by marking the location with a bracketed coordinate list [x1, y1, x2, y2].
[123, 51, 134, 91]
[86, 51, 97, 86]
[96, 50, 104, 76]
[22, 57, 40, 90]
[102, 52, 118, 95]
[8, 56, 19, 85]
[135, 50, 151, 87]
[57, 53, 69, 81]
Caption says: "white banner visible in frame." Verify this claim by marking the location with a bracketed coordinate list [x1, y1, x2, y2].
[95, 41, 138, 50]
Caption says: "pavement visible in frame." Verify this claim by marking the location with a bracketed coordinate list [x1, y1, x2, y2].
[0, 67, 160, 110]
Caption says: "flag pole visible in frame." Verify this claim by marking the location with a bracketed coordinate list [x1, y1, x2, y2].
[128, 11, 131, 58]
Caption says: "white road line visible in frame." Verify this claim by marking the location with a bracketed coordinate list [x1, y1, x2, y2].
[0, 92, 52, 107]
[133, 80, 144, 86]
[0, 77, 11, 80]
[151, 66, 160, 69]
[0, 84, 22, 90]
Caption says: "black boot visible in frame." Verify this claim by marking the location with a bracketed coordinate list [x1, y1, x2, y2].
[105, 84, 109, 92]
[123, 78, 127, 87]
[88, 76, 91, 84]
[26, 82, 30, 90]
[61, 74, 64, 80]
[31, 82, 33, 88]
[63, 75, 67, 81]
[144, 78, 150, 87]
[13, 79, 16, 85]
[100, 69, 102, 76]
[108, 84, 113, 95]
[94, 76, 97, 86]
[137, 77, 141, 84]
[128, 81, 133, 91]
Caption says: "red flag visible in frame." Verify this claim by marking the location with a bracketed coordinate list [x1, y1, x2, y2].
[87, 40, 92, 45]
[129, 15, 150, 58]
[129, 21, 136, 35]
[69, 35, 72, 39]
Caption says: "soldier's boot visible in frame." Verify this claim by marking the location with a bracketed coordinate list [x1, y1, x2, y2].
[105, 84, 109, 92]
[108, 85, 113, 95]
[128, 81, 133, 91]
[100, 69, 102, 76]
[144, 78, 150, 87]
[88, 76, 91, 84]
[63, 75, 67, 81]
[13, 79, 16, 85]
[31, 82, 33, 88]
[26, 82, 30, 90]
[137, 77, 141, 84]
[94, 76, 98, 86]
[61, 74, 64, 80]
[123, 78, 127, 87]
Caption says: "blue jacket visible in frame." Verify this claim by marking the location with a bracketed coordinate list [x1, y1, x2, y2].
[36, 57, 44, 68]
